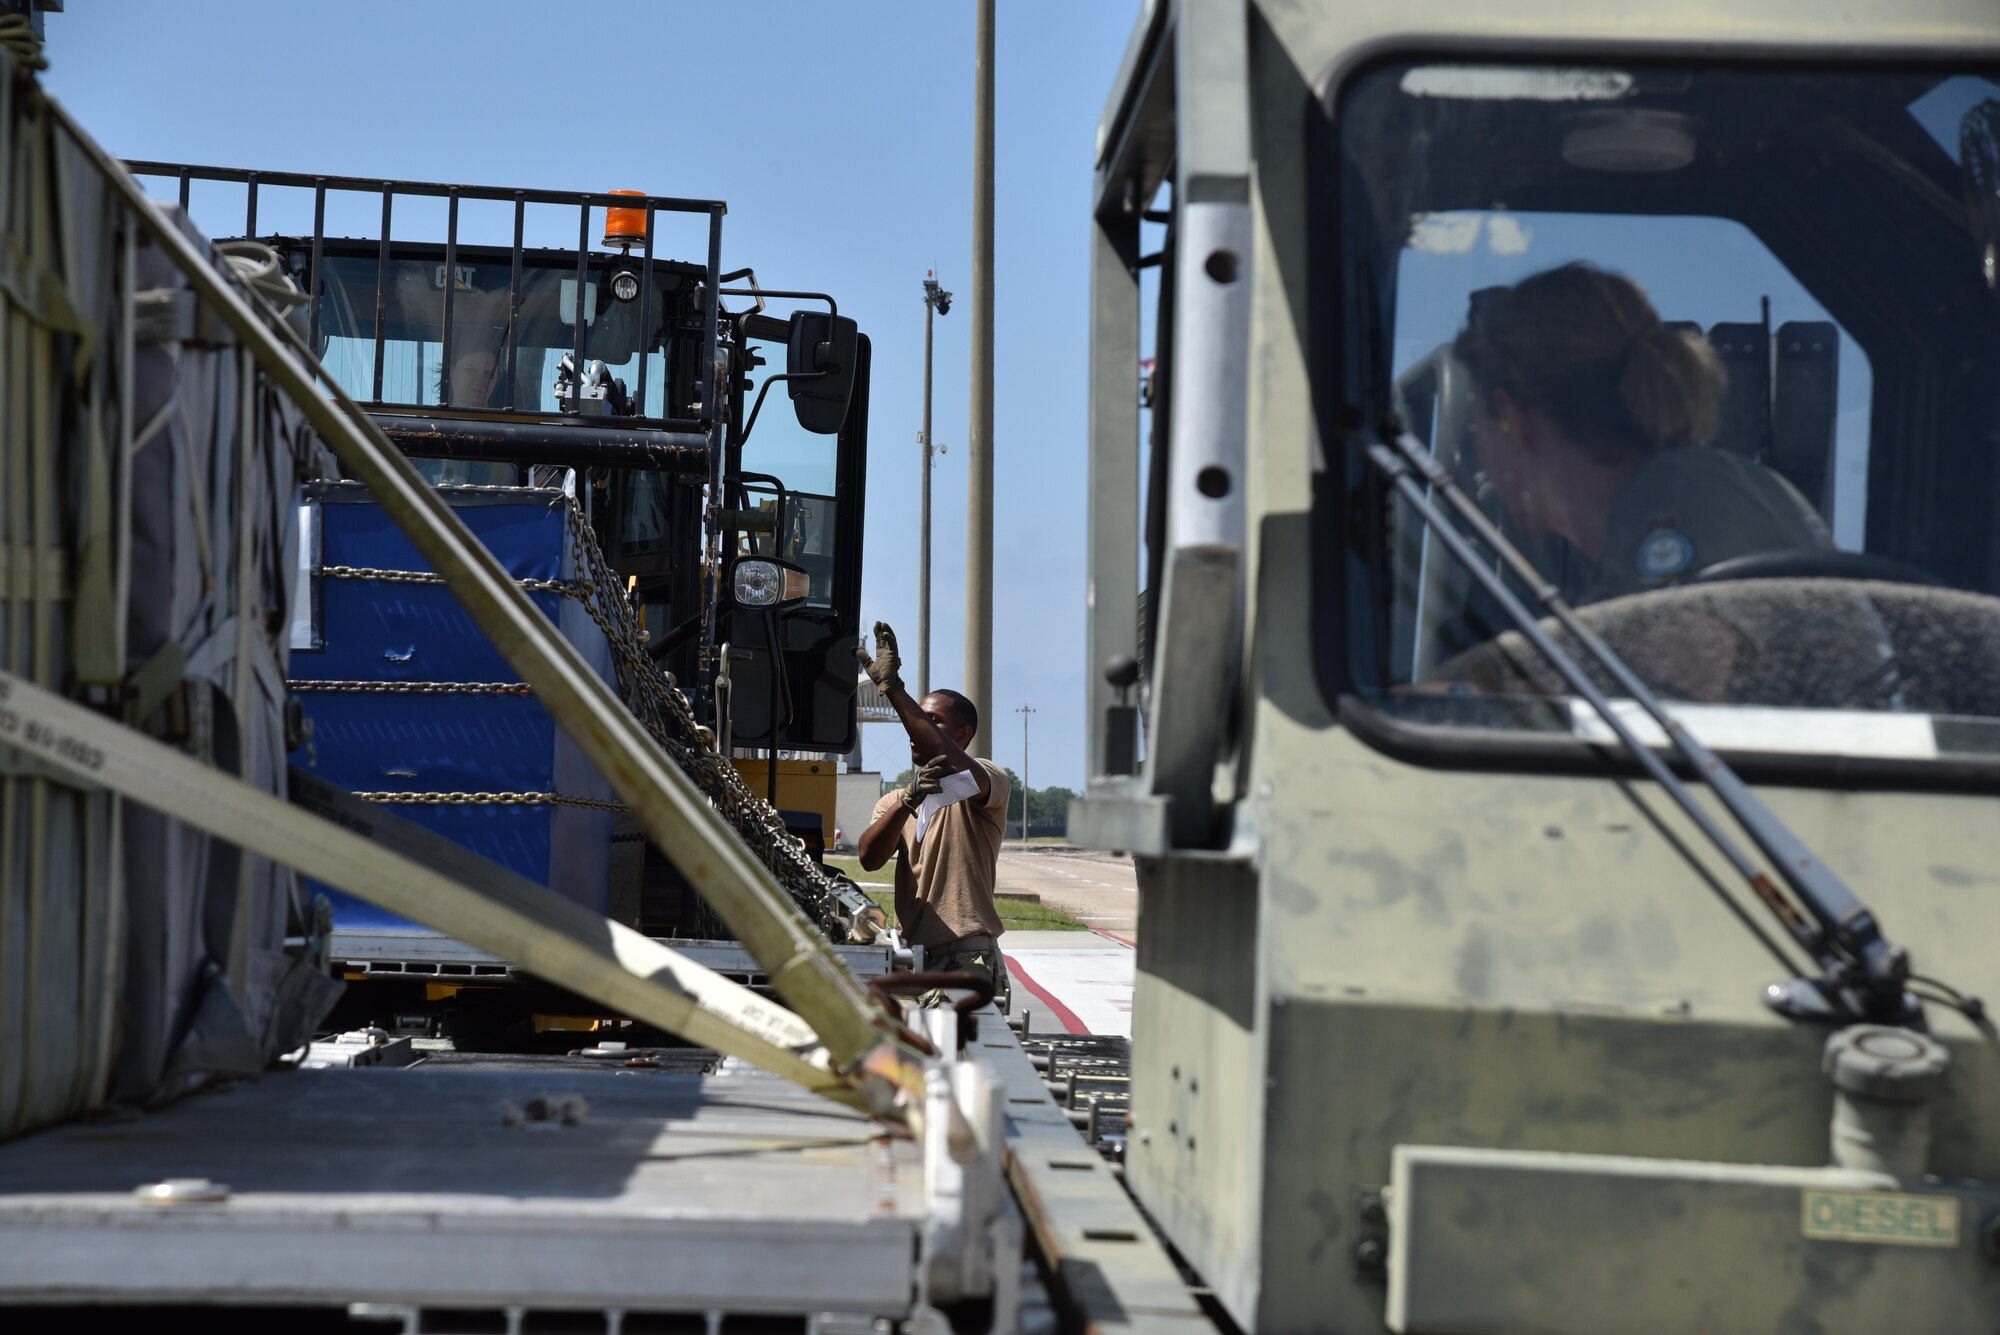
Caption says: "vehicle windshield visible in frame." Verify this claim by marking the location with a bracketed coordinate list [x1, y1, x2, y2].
[311, 251, 682, 417]
[1335, 61, 2000, 762]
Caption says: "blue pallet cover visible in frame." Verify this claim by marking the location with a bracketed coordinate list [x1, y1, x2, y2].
[291, 487, 618, 933]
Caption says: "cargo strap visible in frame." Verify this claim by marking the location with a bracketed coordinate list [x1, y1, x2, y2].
[0, 669, 854, 1103]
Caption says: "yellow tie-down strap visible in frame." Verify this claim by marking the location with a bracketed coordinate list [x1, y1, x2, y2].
[0, 669, 858, 1102]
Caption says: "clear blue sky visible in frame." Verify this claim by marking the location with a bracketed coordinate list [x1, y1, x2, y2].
[43, 0, 1142, 791]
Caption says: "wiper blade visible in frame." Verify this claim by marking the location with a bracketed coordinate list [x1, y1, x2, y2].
[1366, 424, 1913, 1023]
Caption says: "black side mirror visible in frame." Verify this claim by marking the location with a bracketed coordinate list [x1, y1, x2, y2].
[727, 555, 812, 611]
[787, 310, 859, 434]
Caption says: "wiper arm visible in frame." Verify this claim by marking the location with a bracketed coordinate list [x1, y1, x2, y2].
[1366, 423, 1913, 1023]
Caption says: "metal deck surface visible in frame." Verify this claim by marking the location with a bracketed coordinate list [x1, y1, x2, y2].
[331, 929, 902, 989]
[0, 1062, 924, 1314]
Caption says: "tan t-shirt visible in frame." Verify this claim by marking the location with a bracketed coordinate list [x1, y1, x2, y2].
[870, 758, 1010, 947]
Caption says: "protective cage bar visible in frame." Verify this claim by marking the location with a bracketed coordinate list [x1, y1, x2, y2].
[126, 160, 722, 433]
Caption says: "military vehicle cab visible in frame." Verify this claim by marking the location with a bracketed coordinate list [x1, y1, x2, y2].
[131, 165, 883, 1017]
[1071, 2, 2000, 1330]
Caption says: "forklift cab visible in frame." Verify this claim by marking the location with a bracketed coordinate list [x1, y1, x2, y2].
[149, 172, 884, 763]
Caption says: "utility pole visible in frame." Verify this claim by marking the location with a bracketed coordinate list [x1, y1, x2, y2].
[964, 0, 996, 756]
[1015, 704, 1036, 841]
[920, 271, 951, 698]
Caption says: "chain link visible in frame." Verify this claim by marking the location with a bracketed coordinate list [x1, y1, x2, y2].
[320, 564, 584, 597]
[287, 679, 533, 695]
[304, 506, 876, 942]
[353, 790, 628, 811]
[555, 497, 878, 943]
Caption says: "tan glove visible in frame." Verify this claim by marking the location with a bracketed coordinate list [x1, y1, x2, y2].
[856, 620, 904, 695]
[899, 755, 949, 810]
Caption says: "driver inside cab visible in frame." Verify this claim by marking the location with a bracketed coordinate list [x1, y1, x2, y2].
[1455, 262, 1832, 604]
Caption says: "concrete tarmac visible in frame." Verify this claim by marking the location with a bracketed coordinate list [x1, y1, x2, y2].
[995, 845, 1139, 941]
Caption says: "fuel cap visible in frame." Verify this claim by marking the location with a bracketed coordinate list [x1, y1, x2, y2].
[1823, 1025, 1950, 1104]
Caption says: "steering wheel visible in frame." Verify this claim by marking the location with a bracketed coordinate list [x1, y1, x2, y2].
[1685, 548, 1947, 589]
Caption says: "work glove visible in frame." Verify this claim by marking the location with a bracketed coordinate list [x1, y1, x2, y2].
[900, 755, 949, 811]
[856, 621, 904, 695]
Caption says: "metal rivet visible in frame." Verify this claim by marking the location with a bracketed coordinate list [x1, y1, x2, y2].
[134, 1178, 231, 1206]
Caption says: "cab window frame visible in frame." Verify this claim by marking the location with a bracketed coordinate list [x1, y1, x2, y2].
[1306, 44, 2000, 793]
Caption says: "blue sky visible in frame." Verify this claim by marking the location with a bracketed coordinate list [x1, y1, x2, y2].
[43, 1, 1142, 790]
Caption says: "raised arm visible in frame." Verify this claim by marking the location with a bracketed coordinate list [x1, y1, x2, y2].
[857, 622, 991, 802]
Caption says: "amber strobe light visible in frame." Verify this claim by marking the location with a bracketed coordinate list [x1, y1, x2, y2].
[603, 190, 648, 249]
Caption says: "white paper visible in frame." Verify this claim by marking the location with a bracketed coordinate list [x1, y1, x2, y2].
[914, 766, 981, 846]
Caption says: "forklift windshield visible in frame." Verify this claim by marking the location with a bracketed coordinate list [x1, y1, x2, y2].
[310, 249, 688, 417]
[1333, 62, 2000, 766]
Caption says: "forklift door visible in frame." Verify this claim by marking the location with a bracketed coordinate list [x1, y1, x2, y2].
[726, 334, 870, 756]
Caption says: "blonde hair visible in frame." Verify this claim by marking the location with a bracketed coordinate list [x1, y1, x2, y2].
[1452, 263, 1724, 462]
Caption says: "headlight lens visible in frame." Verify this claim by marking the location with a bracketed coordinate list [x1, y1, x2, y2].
[732, 559, 811, 607]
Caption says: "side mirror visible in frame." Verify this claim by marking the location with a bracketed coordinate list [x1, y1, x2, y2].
[787, 310, 859, 434]
[728, 556, 812, 610]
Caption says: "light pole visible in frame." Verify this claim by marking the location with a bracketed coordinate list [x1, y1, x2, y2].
[964, 0, 995, 757]
[920, 271, 952, 698]
[1015, 704, 1036, 841]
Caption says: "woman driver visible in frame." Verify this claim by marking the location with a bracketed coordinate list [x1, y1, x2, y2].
[1452, 263, 1831, 605]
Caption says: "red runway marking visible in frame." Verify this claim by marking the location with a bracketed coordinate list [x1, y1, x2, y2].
[1004, 954, 1088, 1035]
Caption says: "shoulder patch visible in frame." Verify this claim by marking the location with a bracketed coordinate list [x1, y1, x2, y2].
[1635, 528, 1696, 581]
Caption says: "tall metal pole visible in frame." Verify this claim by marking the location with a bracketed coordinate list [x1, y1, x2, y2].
[920, 282, 934, 698]
[920, 293, 933, 699]
[1016, 704, 1036, 841]
[964, 0, 996, 756]
[920, 272, 951, 699]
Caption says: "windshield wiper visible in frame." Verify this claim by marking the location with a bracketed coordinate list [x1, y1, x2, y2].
[1366, 420, 1917, 1024]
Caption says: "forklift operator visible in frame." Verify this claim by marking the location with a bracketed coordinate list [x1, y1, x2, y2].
[854, 622, 1011, 1004]
[1456, 262, 1831, 606]
[441, 343, 499, 408]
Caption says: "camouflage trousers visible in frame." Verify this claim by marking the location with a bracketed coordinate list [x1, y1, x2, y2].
[917, 940, 1007, 1009]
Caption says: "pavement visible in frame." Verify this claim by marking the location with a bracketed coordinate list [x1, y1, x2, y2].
[1002, 930, 1134, 1039]
[848, 844, 1141, 1037]
[995, 846, 1138, 941]
[994, 846, 1139, 1038]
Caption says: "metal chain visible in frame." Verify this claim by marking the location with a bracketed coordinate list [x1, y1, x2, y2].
[555, 497, 879, 944]
[287, 679, 533, 695]
[302, 505, 876, 941]
[320, 564, 583, 596]
[353, 790, 628, 812]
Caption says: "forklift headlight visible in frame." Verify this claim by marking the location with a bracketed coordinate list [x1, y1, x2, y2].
[610, 270, 641, 303]
[730, 557, 811, 609]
